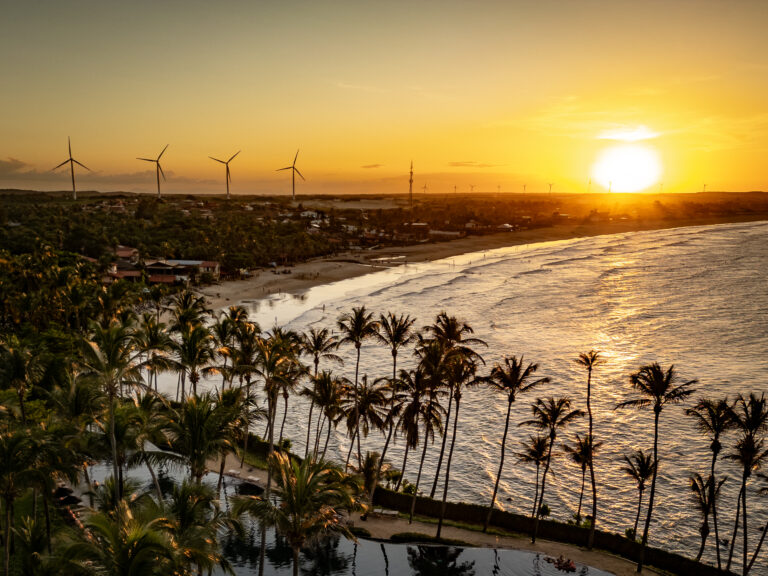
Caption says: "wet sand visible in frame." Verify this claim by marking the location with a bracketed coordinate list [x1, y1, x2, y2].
[200, 215, 766, 312]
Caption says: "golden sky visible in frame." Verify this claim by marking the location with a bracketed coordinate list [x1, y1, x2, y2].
[1, 1, 767, 195]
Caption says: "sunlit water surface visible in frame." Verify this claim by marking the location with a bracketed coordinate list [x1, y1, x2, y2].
[159, 220, 768, 572]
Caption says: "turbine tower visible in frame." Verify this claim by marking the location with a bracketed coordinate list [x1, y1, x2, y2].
[137, 145, 169, 198]
[277, 149, 304, 200]
[53, 137, 89, 201]
[408, 161, 414, 224]
[209, 150, 240, 200]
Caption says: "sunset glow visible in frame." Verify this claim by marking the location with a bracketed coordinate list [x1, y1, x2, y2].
[592, 145, 662, 193]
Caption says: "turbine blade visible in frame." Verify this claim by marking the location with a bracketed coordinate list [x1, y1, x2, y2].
[68, 137, 72, 156]
[53, 159, 70, 170]
[209, 156, 225, 164]
[226, 167, 231, 183]
[137, 157, 154, 162]
[294, 167, 305, 180]
[157, 144, 169, 160]
[158, 163, 166, 181]
[277, 166, 292, 171]
[73, 159, 90, 171]
[228, 150, 241, 163]
[293, 149, 299, 165]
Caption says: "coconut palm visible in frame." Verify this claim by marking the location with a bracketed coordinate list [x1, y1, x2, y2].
[173, 323, 215, 399]
[483, 355, 549, 532]
[80, 321, 143, 499]
[747, 472, 768, 574]
[422, 313, 486, 498]
[575, 349, 604, 547]
[522, 396, 584, 542]
[686, 397, 736, 569]
[302, 371, 349, 459]
[725, 392, 768, 574]
[620, 449, 655, 541]
[134, 313, 174, 393]
[0, 335, 43, 424]
[436, 357, 479, 537]
[168, 289, 210, 333]
[564, 433, 602, 525]
[617, 363, 696, 572]
[341, 375, 388, 473]
[301, 327, 342, 457]
[337, 306, 380, 470]
[231, 320, 261, 465]
[233, 452, 361, 576]
[689, 473, 726, 562]
[517, 434, 550, 517]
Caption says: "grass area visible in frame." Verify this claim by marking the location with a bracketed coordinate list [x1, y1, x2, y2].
[405, 512, 527, 540]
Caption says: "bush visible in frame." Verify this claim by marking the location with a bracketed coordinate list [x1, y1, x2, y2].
[349, 526, 371, 538]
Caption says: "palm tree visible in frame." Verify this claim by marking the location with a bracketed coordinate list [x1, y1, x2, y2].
[422, 312, 486, 499]
[437, 357, 479, 537]
[522, 396, 584, 543]
[483, 355, 549, 532]
[746, 472, 768, 574]
[337, 306, 380, 470]
[80, 321, 143, 499]
[689, 473, 726, 562]
[341, 375, 388, 474]
[168, 289, 210, 333]
[231, 319, 261, 465]
[564, 433, 602, 525]
[686, 397, 735, 569]
[617, 363, 696, 572]
[234, 452, 361, 576]
[575, 349, 604, 548]
[0, 335, 43, 424]
[301, 327, 342, 457]
[303, 371, 349, 459]
[134, 313, 174, 393]
[173, 323, 215, 399]
[517, 434, 549, 517]
[725, 392, 768, 574]
[620, 449, 655, 541]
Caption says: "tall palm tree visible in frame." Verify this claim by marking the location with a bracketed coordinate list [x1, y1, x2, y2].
[725, 392, 768, 574]
[422, 312, 486, 499]
[168, 289, 210, 333]
[575, 350, 604, 548]
[301, 327, 342, 457]
[522, 396, 584, 543]
[483, 355, 549, 532]
[231, 320, 261, 465]
[0, 335, 43, 424]
[378, 312, 417, 382]
[436, 357, 479, 537]
[234, 453, 361, 576]
[617, 363, 696, 573]
[689, 473, 726, 562]
[302, 371, 349, 459]
[134, 313, 174, 393]
[393, 368, 424, 492]
[341, 375, 388, 468]
[564, 433, 602, 525]
[686, 397, 736, 569]
[173, 323, 215, 399]
[337, 306, 380, 470]
[746, 472, 768, 574]
[517, 434, 549, 517]
[620, 449, 655, 541]
[80, 321, 143, 498]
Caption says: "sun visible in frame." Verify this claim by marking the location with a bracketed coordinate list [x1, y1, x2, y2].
[591, 144, 662, 192]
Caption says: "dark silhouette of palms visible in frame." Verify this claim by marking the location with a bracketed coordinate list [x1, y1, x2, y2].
[517, 434, 549, 517]
[620, 449, 655, 541]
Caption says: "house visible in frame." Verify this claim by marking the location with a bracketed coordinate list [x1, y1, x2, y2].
[166, 259, 221, 282]
[115, 245, 139, 263]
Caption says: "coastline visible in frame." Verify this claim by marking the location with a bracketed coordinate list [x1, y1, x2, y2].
[199, 214, 767, 311]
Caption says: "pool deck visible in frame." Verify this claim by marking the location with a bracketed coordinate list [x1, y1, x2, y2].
[216, 455, 664, 576]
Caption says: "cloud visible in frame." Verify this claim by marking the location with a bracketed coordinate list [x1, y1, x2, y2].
[448, 161, 497, 168]
[361, 164, 383, 169]
[598, 126, 660, 142]
[0, 157, 32, 176]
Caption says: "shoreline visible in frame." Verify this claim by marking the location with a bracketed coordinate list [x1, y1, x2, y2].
[199, 214, 767, 311]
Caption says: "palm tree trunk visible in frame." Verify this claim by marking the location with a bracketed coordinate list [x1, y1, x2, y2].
[408, 430, 430, 523]
[437, 395, 461, 538]
[588, 457, 597, 548]
[353, 347, 362, 468]
[637, 408, 661, 573]
[83, 464, 94, 507]
[484, 398, 513, 532]
[532, 464, 540, 517]
[181, 372, 186, 401]
[742, 477, 748, 576]
[292, 545, 300, 576]
[305, 362, 319, 458]
[696, 519, 710, 562]
[727, 484, 744, 572]
[217, 454, 227, 496]
[711, 446, 723, 569]
[430, 385, 453, 499]
[747, 520, 768, 575]
[533, 435, 555, 544]
[145, 456, 163, 501]
[633, 488, 644, 540]
[344, 427, 358, 472]
[278, 392, 289, 446]
[43, 496, 51, 553]
[576, 468, 586, 523]
[322, 417, 332, 460]
[395, 444, 410, 492]
[369, 420, 396, 516]
[241, 379, 251, 469]
[109, 394, 120, 500]
[313, 413, 324, 457]
[4, 496, 11, 576]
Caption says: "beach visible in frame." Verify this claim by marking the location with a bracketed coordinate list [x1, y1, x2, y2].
[200, 214, 767, 311]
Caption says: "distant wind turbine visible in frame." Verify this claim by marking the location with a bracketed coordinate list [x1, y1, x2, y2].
[209, 150, 240, 200]
[137, 145, 169, 198]
[408, 161, 414, 224]
[277, 149, 304, 200]
[422, 183, 428, 194]
[53, 137, 89, 201]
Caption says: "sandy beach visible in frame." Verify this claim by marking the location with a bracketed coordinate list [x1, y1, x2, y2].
[200, 214, 766, 312]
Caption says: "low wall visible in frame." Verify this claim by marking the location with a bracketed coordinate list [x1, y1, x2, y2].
[372, 488, 735, 576]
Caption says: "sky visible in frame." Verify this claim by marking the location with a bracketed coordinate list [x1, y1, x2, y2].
[1, 0, 767, 196]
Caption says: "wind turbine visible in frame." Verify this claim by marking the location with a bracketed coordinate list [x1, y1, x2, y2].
[53, 137, 89, 201]
[277, 149, 304, 200]
[408, 161, 414, 224]
[209, 150, 240, 200]
[137, 144, 169, 198]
